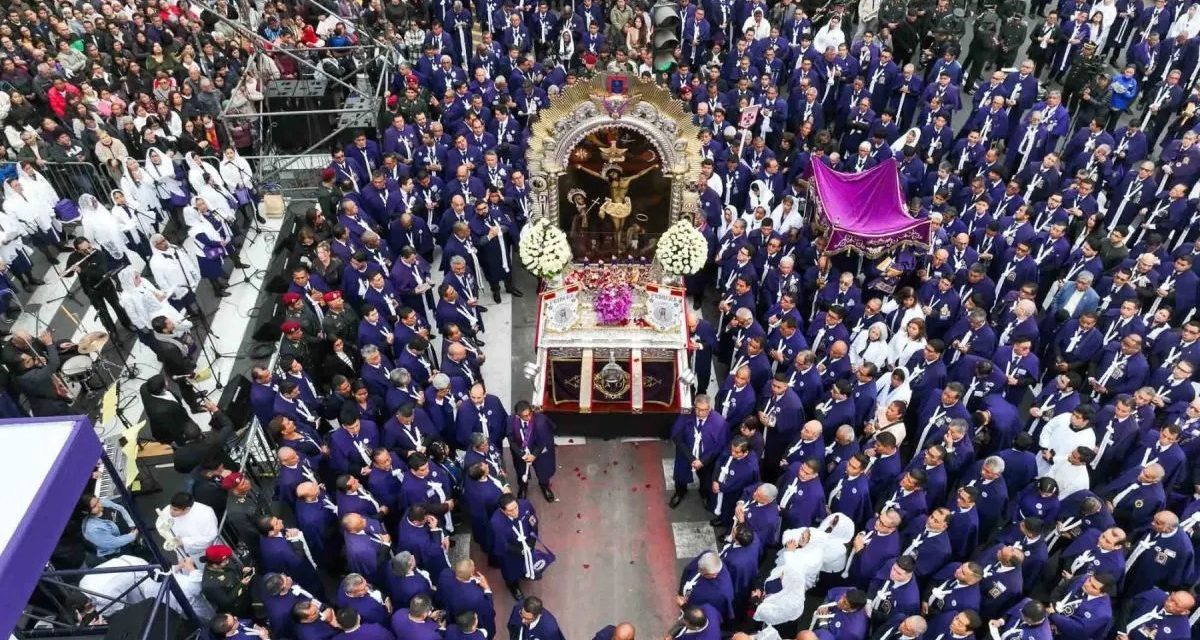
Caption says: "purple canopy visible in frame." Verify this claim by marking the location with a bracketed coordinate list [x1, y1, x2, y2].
[810, 158, 932, 258]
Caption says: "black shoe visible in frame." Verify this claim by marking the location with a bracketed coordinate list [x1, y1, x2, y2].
[215, 288, 232, 298]
[28, 277, 45, 286]
[475, 304, 489, 312]
[692, 298, 702, 310]
[255, 214, 267, 224]
[517, 485, 528, 499]
[669, 492, 685, 508]
[506, 286, 524, 297]
[708, 517, 724, 527]
[509, 585, 525, 601]
[233, 259, 251, 269]
[541, 486, 556, 502]
[474, 337, 486, 346]
[491, 289, 501, 303]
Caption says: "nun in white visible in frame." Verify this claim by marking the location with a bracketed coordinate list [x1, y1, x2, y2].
[3, 176, 61, 259]
[849, 322, 891, 370]
[0, 199, 39, 287]
[183, 196, 234, 290]
[891, 127, 922, 154]
[184, 152, 226, 194]
[144, 147, 190, 216]
[110, 189, 156, 260]
[746, 179, 774, 217]
[191, 170, 239, 226]
[79, 193, 131, 268]
[117, 265, 189, 346]
[121, 158, 167, 229]
[17, 161, 60, 208]
[218, 147, 260, 223]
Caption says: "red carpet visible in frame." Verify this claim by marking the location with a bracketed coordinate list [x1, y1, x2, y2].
[474, 440, 681, 639]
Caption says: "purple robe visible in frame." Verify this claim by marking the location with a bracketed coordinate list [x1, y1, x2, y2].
[436, 570, 497, 638]
[506, 605, 566, 640]
[678, 555, 736, 621]
[507, 413, 557, 486]
[389, 612, 442, 640]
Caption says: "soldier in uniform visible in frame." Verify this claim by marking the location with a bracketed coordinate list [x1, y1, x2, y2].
[201, 544, 254, 617]
[879, 0, 909, 36]
[221, 472, 275, 562]
[1062, 42, 1106, 111]
[279, 321, 323, 369]
[963, 9, 1000, 89]
[921, 0, 955, 51]
[996, 14, 1029, 70]
[322, 290, 360, 346]
[280, 292, 320, 339]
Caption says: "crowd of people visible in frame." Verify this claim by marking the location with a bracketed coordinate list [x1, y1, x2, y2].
[15, 0, 1200, 635]
[667, 0, 1200, 629]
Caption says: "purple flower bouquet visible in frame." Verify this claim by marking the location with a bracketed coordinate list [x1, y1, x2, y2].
[593, 283, 634, 325]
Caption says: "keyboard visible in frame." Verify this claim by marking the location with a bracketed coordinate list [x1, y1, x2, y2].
[94, 436, 127, 500]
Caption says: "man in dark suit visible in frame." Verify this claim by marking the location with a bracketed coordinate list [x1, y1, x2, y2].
[141, 374, 201, 446]
[150, 315, 206, 412]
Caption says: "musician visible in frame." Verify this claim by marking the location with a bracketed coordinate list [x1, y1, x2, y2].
[10, 330, 71, 416]
[66, 237, 133, 336]
[149, 314, 206, 413]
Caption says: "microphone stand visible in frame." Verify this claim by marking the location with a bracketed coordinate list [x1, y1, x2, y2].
[93, 267, 142, 383]
[169, 246, 229, 391]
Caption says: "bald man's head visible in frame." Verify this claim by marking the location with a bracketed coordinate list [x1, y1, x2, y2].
[613, 623, 636, 640]
[1166, 591, 1196, 615]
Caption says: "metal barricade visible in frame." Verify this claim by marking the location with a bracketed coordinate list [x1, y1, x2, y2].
[242, 154, 330, 200]
[0, 160, 120, 205]
[40, 161, 120, 205]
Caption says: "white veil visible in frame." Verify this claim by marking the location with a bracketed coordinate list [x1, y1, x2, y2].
[143, 147, 187, 199]
[79, 193, 128, 261]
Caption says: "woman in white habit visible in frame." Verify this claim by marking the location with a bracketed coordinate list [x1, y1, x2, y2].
[0, 195, 40, 288]
[109, 188, 157, 261]
[143, 147, 190, 225]
[218, 147, 262, 225]
[5, 174, 62, 259]
[79, 193, 132, 268]
[849, 321, 890, 370]
[121, 158, 167, 231]
[117, 265, 190, 347]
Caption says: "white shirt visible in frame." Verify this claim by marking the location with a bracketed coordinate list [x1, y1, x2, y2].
[1047, 458, 1091, 498]
[168, 502, 220, 560]
[1037, 416, 1096, 475]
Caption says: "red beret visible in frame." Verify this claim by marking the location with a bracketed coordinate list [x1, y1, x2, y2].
[219, 472, 245, 490]
[323, 290, 343, 302]
[281, 320, 302, 333]
[282, 292, 301, 304]
[321, 168, 336, 181]
[204, 544, 234, 563]
[583, 52, 597, 65]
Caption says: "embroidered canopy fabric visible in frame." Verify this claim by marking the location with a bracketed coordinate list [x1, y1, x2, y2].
[810, 158, 932, 258]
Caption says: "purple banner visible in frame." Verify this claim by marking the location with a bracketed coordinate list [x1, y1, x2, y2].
[811, 158, 933, 258]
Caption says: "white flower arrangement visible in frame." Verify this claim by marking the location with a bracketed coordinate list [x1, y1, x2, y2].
[656, 219, 708, 276]
[519, 218, 572, 280]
